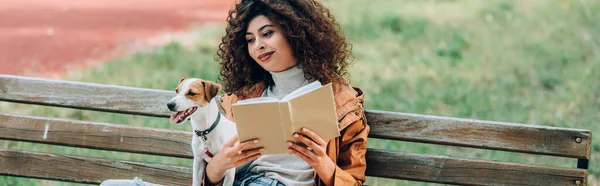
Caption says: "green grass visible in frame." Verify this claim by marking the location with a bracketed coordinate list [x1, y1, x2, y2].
[1, 0, 599, 185]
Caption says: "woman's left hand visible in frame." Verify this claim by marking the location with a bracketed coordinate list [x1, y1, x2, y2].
[288, 128, 336, 183]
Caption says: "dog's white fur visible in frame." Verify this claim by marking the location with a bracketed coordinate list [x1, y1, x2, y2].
[167, 78, 237, 186]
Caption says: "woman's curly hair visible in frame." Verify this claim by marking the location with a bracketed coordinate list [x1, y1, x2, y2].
[216, 0, 353, 97]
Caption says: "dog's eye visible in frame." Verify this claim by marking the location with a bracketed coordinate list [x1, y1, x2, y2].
[187, 92, 197, 96]
[175, 88, 179, 93]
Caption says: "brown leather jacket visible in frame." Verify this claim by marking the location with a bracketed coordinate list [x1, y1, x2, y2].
[205, 81, 369, 186]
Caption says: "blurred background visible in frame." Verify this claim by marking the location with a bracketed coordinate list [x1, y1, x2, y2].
[0, 0, 598, 185]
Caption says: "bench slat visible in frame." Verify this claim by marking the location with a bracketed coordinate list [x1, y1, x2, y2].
[1, 75, 592, 159]
[367, 110, 592, 159]
[0, 75, 174, 117]
[0, 149, 191, 185]
[0, 148, 588, 186]
[0, 113, 589, 185]
[366, 148, 588, 186]
[0, 113, 193, 158]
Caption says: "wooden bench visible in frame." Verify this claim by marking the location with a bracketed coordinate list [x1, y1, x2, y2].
[0, 74, 593, 185]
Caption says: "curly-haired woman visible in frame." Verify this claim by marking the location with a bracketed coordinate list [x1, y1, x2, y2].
[206, 0, 370, 186]
[99, 0, 369, 186]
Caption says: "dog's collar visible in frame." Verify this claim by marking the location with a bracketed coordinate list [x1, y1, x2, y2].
[194, 113, 221, 141]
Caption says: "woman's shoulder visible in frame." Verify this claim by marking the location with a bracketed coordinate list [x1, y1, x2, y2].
[331, 80, 365, 107]
[331, 80, 367, 130]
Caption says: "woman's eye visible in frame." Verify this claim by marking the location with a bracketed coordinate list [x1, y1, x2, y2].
[187, 92, 197, 96]
[263, 31, 273, 37]
[246, 38, 255, 43]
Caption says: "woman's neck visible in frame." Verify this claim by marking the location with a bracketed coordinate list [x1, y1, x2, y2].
[266, 66, 308, 99]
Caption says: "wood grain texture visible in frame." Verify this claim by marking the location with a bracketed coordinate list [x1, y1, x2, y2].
[365, 148, 588, 186]
[0, 113, 193, 158]
[0, 148, 588, 186]
[0, 149, 192, 185]
[0, 110, 590, 185]
[366, 110, 592, 159]
[0, 75, 592, 158]
[0, 74, 174, 117]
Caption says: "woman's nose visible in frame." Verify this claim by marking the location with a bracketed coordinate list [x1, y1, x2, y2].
[254, 39, 265, 51]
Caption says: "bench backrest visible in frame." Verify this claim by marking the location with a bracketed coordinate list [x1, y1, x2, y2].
[0, 75, 592, 185]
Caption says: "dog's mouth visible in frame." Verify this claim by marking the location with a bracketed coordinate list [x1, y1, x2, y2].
[169, 106, 198, 124]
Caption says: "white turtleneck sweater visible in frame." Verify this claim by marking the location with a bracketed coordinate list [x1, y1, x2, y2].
[237, 66, 315, 186]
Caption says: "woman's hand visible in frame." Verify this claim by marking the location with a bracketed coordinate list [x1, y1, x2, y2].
[288, 128, 336, 185]
[206, 135, 263, 184]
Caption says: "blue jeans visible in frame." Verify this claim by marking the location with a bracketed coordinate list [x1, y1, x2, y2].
[233, 172, 285, 186]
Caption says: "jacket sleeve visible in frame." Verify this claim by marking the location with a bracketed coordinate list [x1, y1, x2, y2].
[320, 109, 370, 186]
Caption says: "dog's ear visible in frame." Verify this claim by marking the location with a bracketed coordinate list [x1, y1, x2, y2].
[203, 80, 222, 101]
[178, 78, 186, 85]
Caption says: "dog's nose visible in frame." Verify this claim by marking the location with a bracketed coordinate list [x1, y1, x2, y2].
[167, 102, 176, 111]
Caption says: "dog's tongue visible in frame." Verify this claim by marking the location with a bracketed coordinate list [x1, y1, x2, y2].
[169, 111, 184, 124]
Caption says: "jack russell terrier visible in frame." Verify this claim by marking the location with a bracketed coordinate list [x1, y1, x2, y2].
[166, 78, 237, 186]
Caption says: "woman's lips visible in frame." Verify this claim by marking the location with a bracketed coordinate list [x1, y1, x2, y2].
[258, 51, 275, 62]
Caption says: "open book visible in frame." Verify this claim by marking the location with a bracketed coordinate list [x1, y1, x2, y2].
[231, 81, 340, 154]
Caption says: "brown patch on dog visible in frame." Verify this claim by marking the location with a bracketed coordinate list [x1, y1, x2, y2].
[175, 78, 186, 93]
[186, 80, 207, 106]
[185, 79, 220, 107]
[203, 80, 222, 102]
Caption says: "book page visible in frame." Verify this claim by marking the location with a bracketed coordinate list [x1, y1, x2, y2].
[281, 81, 322, 101]
[235, 97, 279, 105]
[287, 83, 340, 143]
[278, 102, 295, 147]
[232, 102, 289, 154]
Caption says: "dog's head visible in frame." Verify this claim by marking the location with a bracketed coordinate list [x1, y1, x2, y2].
[166, 78, 222, 124]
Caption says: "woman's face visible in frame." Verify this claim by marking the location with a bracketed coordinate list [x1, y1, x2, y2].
[246, 15, 297, 72]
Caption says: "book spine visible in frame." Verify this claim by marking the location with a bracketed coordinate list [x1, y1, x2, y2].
[278, 102, 294, 144]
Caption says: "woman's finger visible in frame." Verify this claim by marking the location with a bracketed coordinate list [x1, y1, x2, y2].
[293, 133, 324, 156]
[288, 145, 312, 162]
[288, 141, 315, 158]
[301, 128, 327, 146]
[236, 148, 264, 159]
[234, 153, 262, 167]
[233, 148, 263, 162]
[228, 139, 259, 157]
[237, 139, 259, 151]
[223, 135, 239, 148]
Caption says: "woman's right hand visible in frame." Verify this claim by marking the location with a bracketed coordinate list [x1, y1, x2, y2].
[205, 135, 263, 184]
